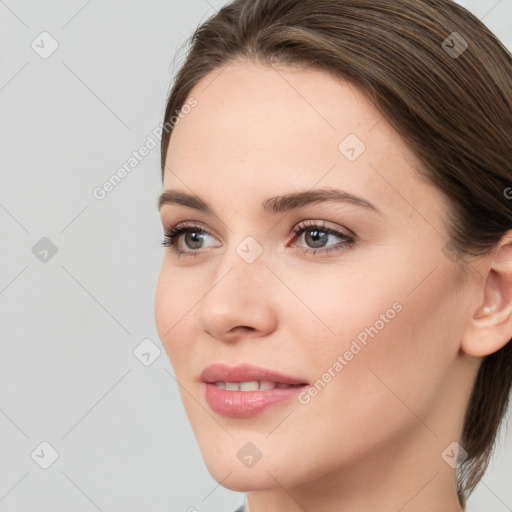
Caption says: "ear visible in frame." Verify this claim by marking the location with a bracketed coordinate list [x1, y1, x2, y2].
[461, 231, 512, 357]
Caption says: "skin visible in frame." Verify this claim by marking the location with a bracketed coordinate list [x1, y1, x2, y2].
[155, 59, 512, 512]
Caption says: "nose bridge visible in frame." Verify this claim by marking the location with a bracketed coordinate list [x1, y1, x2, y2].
[196, 233, 276, 339]
[214, 230, 268, 291]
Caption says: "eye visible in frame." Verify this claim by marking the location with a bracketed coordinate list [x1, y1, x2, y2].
[289, 220, 355, 256]
[160, 222, 220, 258]
[160, 220, 356, 258]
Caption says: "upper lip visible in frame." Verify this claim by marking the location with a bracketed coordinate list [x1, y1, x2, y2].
[200, 363, 309, 385]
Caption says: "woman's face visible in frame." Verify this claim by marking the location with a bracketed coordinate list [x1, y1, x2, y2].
[155, 60, 479, 493]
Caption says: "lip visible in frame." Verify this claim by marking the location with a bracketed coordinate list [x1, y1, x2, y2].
[200, 363, 308, 385]
[200, 363, 309, 418]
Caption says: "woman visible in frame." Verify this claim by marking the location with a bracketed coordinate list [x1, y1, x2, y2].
[154, 1, 512, 510]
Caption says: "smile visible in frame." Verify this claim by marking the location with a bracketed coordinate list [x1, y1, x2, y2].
[213, 381, 303, 391]
[200, 363, 309, 418]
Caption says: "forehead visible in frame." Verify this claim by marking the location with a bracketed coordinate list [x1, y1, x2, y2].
[163, 59, 446, 229]
[167, 60, 386, 167]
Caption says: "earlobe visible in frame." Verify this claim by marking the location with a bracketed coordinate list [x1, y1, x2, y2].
[474, 303, 496, 319]
[461, 232, 512, 358]
[473, 268, 510, 324]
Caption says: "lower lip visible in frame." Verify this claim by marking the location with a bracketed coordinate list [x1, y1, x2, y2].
[204, 383, 307, 418]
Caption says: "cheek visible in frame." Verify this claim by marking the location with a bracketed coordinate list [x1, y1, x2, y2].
[298, 258, 463, 437]
[154, 264, 197, 366]
[152, 247, 467, 488]
[273, 261, 405, 368]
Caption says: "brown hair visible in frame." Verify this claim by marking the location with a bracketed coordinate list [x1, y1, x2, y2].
[160, 0, 512, 507]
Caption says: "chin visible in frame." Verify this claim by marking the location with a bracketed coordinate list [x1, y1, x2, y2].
[199, 442, 320, 493]
[205, 462, 284, 492]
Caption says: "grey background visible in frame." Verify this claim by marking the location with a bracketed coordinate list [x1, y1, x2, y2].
[0, 1, 511, 511]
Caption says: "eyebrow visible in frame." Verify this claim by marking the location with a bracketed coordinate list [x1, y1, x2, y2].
[158, 188, 381, 216]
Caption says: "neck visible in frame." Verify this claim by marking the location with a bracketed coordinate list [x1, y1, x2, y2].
[246, 426, 464, 512]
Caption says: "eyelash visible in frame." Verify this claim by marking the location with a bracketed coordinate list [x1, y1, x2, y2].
[161, 220, 356, 259]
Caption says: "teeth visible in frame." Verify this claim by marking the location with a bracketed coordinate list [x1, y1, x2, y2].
[239, 381, 259, 391]
[213, 381, 297, 391]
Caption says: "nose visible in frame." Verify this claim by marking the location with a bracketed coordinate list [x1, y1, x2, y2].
[196, 245, 278, 343]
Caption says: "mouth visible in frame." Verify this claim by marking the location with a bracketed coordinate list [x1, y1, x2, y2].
[212, 381, 304, 391]
[200, 363, 309, 418]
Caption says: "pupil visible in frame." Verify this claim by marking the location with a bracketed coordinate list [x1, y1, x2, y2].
[305, 229, 327, 248]
[186, 231, 204, 249]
